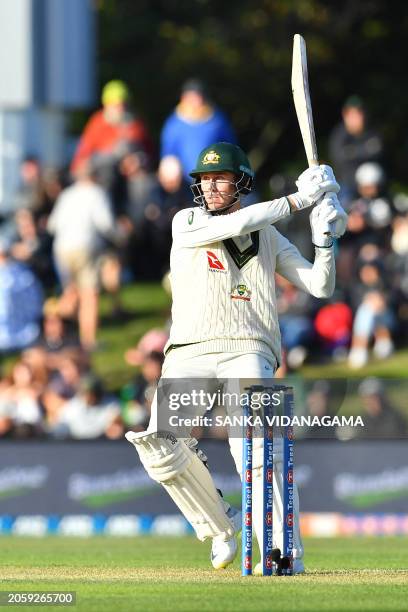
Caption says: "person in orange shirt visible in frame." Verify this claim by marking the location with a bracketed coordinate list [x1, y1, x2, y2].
[70, 80, 153, 188]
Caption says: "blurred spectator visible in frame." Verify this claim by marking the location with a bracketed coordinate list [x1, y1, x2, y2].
[314, 302, 353, 361]
[357, 378, 407, 438]
[121, 350, 164, 430]
[0, 237, 43, 352]
[12, 157, 46, 217]
[387, 214, 408, 337]
[4, 158, 64, 233]
[348, 247, 396, 368]
[118, 145, 156, 223]
[0, 360, 43, 438]
[337, 163, 394, 287]
[30, 350, 86, 432]
[49, 351, 85, 394]
[348, 163, 393, 240]
[275, 274, 316, 369]
[21, 299, 87, 403]
[144, 156, 191, 278]
[161, 79, 236, 180]
[10, 208, 55, 289]
[38, 167, 66, 228]
[47, 161, 118, 350]
[305, 380, 336, 439]
[125, 328, 168, 367]
[35, 298, 81, 354]
[120, 155, 189, 280]
[45, 374, 122, 440]
[156, 155, 191, 219]
[118, 146, 159, 280]
[71, 80, 153, 199]
[329, 96, 383, 205]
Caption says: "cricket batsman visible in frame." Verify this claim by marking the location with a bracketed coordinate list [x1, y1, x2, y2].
[126, 142, 347, 573]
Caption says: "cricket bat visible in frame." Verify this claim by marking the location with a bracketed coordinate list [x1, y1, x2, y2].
[291, 33, 331, 234]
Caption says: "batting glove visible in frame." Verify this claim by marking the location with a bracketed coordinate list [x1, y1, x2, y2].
[289, 165, 340, 210]
[310, 194, 347, 247]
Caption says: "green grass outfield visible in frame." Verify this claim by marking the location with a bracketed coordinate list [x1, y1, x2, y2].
[1, 536, 408, 611]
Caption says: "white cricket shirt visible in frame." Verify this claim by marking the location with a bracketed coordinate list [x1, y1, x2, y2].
[166, 198, 335, 365]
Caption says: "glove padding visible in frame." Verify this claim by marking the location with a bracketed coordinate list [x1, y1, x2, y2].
[289, 165, 340, 210]
[310, 194, 348, 247]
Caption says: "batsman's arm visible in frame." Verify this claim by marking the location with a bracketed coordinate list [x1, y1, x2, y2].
[172, 198, 293, 248]
[275, 230, 335, 299]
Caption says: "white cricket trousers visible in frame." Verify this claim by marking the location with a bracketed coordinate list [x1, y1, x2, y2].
[147, 346, 303, 560]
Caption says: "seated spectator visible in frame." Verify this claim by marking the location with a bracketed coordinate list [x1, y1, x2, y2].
[47, 161, 118, 350]
[387, 213, 408, 338]
[121, 351, 164, 430]
[125, 328, 168, 367]
[357, 378, 407, 438]
[2, 158, 62, 236]
[0, 376, 13, 437]
[337, 163, 393, 287]
[71, 80, 153, 200]
[348, 247, 396, 368]
[12, 156, 46, 218]
[305, 380, 336, 439]
[161, 79, 236, 180]
[347, 164, 393, 241]
[35, 298, 81, 354]
[329, 96, 383, 205]
[48, 350, 87, 399]
[46, 374, 122, 440]
[20, 346, 52, 389]
[41, 377, 74, 435]
[314, 302, 353, 362]
[275, 274, 316, 369]
[10, 208, 55, 289]
[0, 360, 43, 438]
[0, 237, 43, 353]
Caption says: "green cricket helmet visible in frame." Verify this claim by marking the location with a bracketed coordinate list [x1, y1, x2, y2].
[190, 142, 254, 211]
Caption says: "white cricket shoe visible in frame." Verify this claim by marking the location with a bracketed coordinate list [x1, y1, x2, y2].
[253, 558, 305, 576]
[211, 535, 238, 569]
[210, 506, 241, 570]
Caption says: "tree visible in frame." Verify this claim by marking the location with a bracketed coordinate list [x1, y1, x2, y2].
[96, 0, 408, 187]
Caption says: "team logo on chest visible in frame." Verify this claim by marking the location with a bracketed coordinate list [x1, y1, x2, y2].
[206, 250, 227, 272]
[231, 284, 252, 301]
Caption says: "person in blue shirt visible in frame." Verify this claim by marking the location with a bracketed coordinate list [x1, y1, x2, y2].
[160, 79, 236, 181]
[0, 237, 43, 353]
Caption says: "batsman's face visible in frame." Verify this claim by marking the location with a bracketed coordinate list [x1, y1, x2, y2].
[200, 171, 237, 211]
